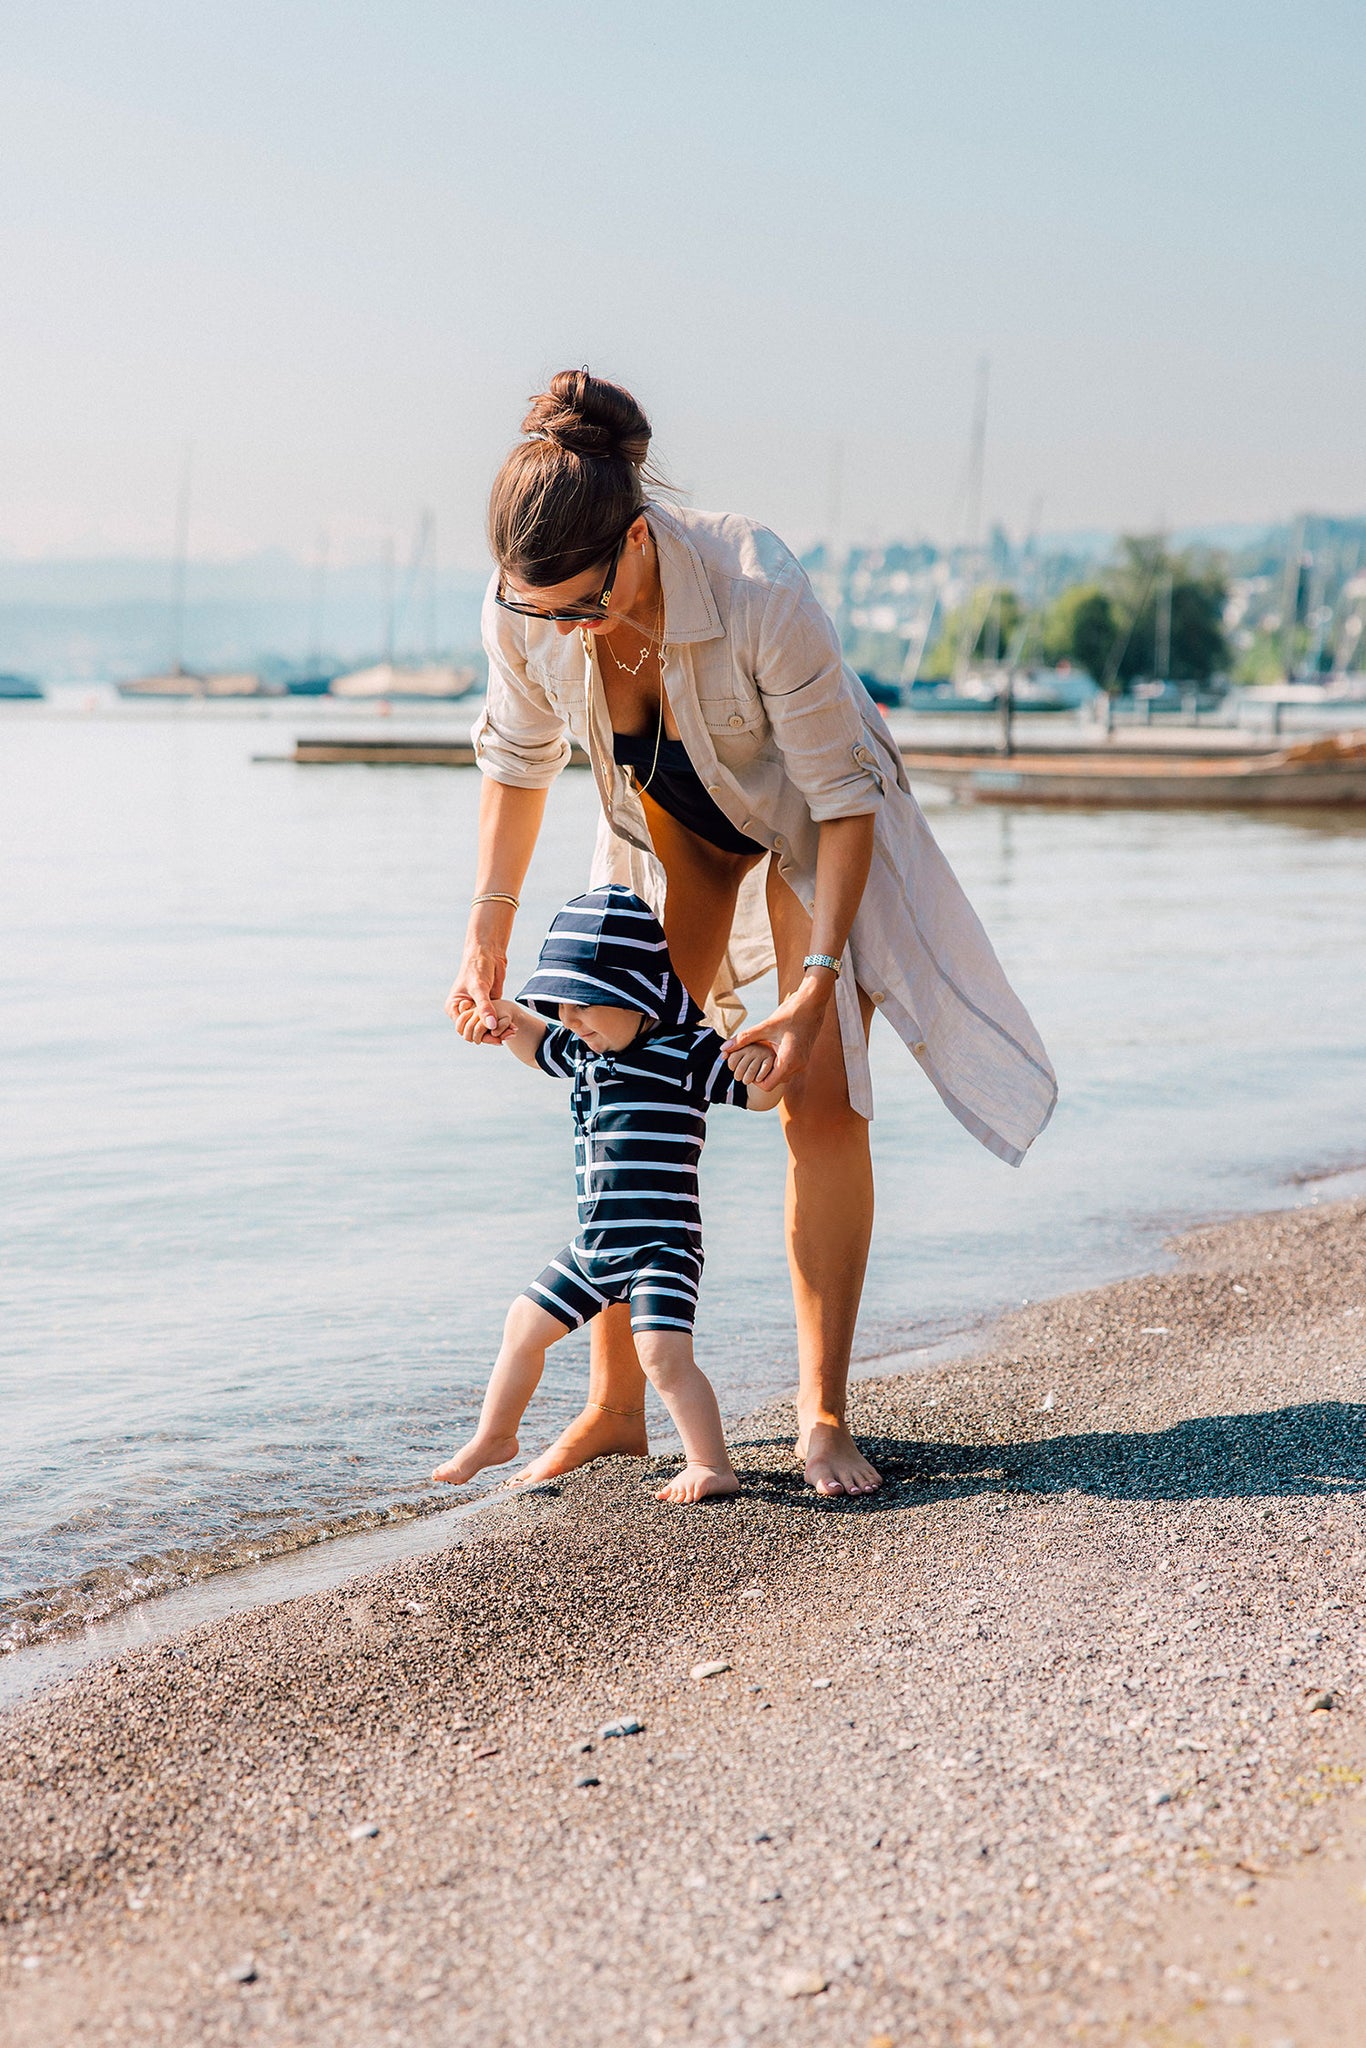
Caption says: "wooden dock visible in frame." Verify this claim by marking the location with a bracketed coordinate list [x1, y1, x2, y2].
[291, 737, 590, 767]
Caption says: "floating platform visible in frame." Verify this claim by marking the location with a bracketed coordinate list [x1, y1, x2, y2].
[291, 737, 590, 767]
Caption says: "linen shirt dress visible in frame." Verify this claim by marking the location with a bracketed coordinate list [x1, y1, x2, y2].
[474, 503, 1057, 1165]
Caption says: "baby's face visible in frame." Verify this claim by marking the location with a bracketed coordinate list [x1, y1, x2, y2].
[557, 1001, 644, 1053]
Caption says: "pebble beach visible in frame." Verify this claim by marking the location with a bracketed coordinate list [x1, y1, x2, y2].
[2, 1196, 1364, 2047]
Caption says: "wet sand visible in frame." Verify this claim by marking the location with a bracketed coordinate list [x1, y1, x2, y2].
[2, 1198, 1363, 2047]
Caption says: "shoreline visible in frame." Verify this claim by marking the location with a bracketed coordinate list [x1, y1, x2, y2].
[3, 1195, 1363, 2045]
[10, 1162, 1366, 1677]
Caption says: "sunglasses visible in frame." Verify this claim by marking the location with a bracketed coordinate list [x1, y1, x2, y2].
[494, 523, 635, 623]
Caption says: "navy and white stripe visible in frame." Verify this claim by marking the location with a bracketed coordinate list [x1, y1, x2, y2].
[518, 884, 702, 1032]
[517, 887, 752, 1334]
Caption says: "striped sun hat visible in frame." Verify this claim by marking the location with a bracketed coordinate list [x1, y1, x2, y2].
[518, 885, 702, 1029]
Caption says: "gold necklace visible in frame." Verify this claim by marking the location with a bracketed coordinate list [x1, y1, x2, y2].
[584, 581, 667, 795]
[635, 688, 666, 795]
[609, 584, 665, 678]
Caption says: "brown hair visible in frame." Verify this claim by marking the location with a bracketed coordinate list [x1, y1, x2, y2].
[488, 369, 663, 588]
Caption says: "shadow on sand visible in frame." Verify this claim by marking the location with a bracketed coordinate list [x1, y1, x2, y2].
[732, 1403, 1366, 1512]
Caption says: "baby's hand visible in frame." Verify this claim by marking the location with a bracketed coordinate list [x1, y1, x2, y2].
[727, 1040, 776, 1086]
[455, 997, 519, 1045]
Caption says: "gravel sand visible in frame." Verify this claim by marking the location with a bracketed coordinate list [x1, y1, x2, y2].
[2, 1197, 1363, 2047]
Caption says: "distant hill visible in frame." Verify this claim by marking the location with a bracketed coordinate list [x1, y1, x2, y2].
[0, 553, 489, 682]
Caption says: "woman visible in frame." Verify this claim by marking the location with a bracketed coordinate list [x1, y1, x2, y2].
[447, 371, 1056, 1497]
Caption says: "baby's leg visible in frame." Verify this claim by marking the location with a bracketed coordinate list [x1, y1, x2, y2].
[432, 1297, 571, 1484]
[633, 1329, 739, 1504]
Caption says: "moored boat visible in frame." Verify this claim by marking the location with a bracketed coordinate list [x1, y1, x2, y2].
[0, 672, 43, 700]
[118, 669, 270, 699]
[329, 661, 476, 701]
[901, 729, 1366, 806]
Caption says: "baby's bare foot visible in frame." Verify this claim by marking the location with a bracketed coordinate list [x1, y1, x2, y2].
[655, 1462, 740, 1505]
[431, 1432, 519, 1485]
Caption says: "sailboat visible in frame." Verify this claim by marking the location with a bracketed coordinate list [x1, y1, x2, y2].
[119, 449, 270, 698]
[331, 514, 476, 701]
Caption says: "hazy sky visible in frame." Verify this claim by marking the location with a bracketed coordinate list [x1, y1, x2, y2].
[3, 0, 1363, 565]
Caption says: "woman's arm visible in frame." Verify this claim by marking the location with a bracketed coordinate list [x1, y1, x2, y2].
[722, 811, 874, 1086]
[444, 778, 549, 1038]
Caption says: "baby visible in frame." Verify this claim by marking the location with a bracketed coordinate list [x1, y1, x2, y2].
[433, 885, 781, 1504]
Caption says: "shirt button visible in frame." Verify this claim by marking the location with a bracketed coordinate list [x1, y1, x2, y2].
[707, 783, 721, 796]
[772, 835, 784, 851]
[913, 1039, 927, 1055]
[869, 990, 885, 1004]
[728, 713, 745, 728]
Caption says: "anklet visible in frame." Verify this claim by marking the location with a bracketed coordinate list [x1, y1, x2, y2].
[588, 1400, 648, 1420]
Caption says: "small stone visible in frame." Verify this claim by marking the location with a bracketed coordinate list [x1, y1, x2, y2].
[348, 1822, 380, 1842]
[1147, 1790, 1173, 1808]
[566, 1739, 594, 1757]
[474, 1745, 501, 1759]
[756, 1888, 783, 1903]
[225, 1960, 258, 1985]
[575, 1773, 600, 1789]
[400, 1599, 427, 1616]
[752, 1830, 773, 1843]
[868, 2036, 896, 2048]
[780, 1969, 829, 1999]
[811, 1677, 833, 1690]
[1305, 1691, 1334, 1712]
[600, 1716, 643, 1739]
[691, 1659, 731, 1681]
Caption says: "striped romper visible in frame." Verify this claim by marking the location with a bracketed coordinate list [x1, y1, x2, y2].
[515, 883, 756, 1337]
[525, 1020, 751, 1334]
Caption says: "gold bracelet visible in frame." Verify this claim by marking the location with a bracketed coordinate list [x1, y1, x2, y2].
[470, 891, 520, 911]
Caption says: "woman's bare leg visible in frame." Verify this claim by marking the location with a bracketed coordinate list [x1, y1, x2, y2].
[766, 863, 879, 1497]
[514, 796, 762, 1485]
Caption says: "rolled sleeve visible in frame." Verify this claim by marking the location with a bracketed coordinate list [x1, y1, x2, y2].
[754, 570, 884, 822]
[473, 579, 573, 789]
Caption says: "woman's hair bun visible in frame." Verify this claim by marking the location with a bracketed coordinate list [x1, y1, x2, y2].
[522, 369, 651, 467]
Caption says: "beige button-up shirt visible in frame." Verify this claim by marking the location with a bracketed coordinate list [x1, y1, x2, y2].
[473, 503, 1057, 1164]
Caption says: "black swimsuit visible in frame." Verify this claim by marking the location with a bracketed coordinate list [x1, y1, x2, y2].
[612, 730, 765, 856]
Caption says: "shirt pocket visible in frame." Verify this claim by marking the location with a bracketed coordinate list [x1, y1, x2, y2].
[695, 670, 768, 741]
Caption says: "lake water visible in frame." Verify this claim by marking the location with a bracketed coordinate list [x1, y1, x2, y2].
[5, 701, 1366, 1652]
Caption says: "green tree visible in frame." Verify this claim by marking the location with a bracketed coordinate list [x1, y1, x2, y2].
[1040, 540, 1229, 689]
[1040, 584, 1118, 683]
[1105, 536, 1228, 686]
[922, 586, 1023, 679]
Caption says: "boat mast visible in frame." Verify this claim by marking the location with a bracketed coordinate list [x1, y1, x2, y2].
[381, 535, 395, 668]
[307, 530, 329, 672]
[953, 357, 990, 690]
[168, 441, 192, 678]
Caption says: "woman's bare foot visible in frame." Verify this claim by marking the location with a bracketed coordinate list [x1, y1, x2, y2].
[432, 1432, 519, 1485]
[655, 1461, 740, 1504]
[797, 1420, 881, 1497]
[510, 1403, 650, 1486]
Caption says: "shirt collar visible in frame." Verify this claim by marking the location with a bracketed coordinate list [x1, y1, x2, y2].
[646, 504, 725, 644]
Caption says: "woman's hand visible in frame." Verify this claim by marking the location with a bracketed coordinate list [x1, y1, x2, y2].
[445, 940, 513, 1041]
[722, 977, 833, 1088]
